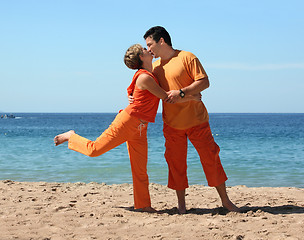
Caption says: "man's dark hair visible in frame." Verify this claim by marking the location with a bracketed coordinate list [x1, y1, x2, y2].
[143, 26, 172, 46]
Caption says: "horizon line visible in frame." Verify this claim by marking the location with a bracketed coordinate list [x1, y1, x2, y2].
[2, 112, 304, 114]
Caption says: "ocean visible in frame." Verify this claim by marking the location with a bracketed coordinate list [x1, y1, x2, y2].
[0, 113, 303, 188]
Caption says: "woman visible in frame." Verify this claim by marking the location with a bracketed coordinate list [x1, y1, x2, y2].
[54, 44, 200, 212]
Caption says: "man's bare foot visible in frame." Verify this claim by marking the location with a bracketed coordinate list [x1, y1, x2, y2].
[222, 199, 241, 212]
[178, 206, 186, 214]
[215, 183, 241, 213]
[54, 130, 75, 146]
[139, 206, 157, 213]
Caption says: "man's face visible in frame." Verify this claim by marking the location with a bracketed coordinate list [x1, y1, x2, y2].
[145, 36, 161, 59]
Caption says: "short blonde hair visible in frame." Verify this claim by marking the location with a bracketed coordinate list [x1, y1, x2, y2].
[124, 44, 143, 70]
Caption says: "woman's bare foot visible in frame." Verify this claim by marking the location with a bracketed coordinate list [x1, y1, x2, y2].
[139, 206, 157, 213]
[54, 130, 75, 146]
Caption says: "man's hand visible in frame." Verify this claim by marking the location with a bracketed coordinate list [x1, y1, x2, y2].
[165, 90, 180, 103]
[128, 95, 134, 104]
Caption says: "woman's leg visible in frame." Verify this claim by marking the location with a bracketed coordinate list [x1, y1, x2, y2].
[54, 111, 133, 157]
[126, 124, 154, 212]
[54, 130, 75, 146]
[54, 111, 154, 211]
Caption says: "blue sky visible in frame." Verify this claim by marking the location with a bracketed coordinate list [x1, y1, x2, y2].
[1, 0, 303, 113]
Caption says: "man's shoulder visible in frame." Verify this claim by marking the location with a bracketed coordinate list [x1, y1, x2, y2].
[178, 50, 197, 60]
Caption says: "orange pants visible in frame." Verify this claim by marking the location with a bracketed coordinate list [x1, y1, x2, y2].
[163, 121, 228, 190]
[68, 110, 151, 209]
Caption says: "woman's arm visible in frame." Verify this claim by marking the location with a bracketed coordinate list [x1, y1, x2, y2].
[136, 74, 201, 103]
[166, 77, 209, 103]
[136, 73, 168, 100]
[177, 93, 201, 103]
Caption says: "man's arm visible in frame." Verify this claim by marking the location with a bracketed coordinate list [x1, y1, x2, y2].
[165, 77, 209, 103]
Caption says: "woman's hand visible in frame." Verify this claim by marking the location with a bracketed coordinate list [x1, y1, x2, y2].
[164, 91, 202, 103]
[128, 95, 134, 104]
[191, 93, 202, 102]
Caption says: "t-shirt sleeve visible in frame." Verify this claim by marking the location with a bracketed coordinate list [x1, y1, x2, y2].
[183, 53, 208, 81]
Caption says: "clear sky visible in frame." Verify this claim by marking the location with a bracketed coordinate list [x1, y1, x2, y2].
[1, 0, 303, 113]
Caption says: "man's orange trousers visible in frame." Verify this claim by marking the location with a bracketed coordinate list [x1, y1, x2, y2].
[163, 121, 228, 190]
[68, 110, 151, 209]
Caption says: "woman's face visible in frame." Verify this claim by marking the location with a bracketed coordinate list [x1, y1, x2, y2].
[141, 47, 153, 63]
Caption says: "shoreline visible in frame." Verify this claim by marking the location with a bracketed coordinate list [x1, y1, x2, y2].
[1, 180, 303, 239]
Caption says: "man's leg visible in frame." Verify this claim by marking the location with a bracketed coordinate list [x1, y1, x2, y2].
[163, 123, 188, 214]
[215, 182, 240, 212]
[176, 189, 186, 214]
[188, 122, 240, 212]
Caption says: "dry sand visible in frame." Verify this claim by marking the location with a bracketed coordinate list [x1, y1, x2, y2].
[0, 180, 303, 240]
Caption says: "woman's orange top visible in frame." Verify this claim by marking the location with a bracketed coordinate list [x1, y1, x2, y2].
[124, 69, 160, 122]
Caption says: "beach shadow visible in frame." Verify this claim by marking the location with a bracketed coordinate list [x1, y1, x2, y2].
[186, 205, 304, 215]
[118, 205, 304, 215]
[240, 205, 304, 215]
[155, 205, 304, 216]
[118, 206, 214, 215]
[117, 206, 159, 214]
[118, 206, 203, 215]
[149, 207, 228, 215]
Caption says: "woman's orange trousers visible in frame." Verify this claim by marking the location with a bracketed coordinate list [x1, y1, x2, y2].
[68, 110, 151, 209]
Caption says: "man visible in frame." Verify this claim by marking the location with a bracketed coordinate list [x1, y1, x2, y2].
[143, 26, 240, 213]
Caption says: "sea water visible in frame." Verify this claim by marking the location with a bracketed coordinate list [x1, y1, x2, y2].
[0, 113, 303, 188]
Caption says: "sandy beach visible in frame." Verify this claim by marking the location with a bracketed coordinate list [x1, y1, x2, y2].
[0, 180, 303, 240]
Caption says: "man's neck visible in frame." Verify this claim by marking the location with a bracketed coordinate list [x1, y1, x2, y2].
[160, 47, 175, 61]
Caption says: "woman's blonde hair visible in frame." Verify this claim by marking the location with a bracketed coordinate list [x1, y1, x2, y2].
[124, 44, 143, 70]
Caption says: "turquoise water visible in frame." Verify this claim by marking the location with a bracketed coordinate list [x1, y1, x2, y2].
[0, 113, 303, 188]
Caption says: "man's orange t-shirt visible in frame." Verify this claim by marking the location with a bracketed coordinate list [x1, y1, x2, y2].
[153, 50, 209, 129]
